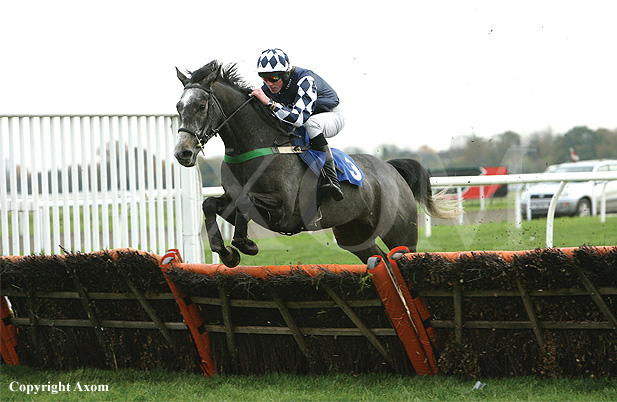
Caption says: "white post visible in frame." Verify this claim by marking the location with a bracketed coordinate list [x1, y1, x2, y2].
[70, 117, 81, 251]
[457, 187, 464, 225]
[514, 186, 523, 229]
[30, 117, 41, 254]
[89, 117, 101, 251]
[600, 181, 608, 223]
[136, 116, 148, 252]
[181, 166, 205, 263]
[170, 117, 184, 259]
[99, 117, 110, 250]
[591, 181, 597, 216]
[9, 118, 20, 255]
[127, 116, 139, 249]
[118, 116, 129, 247]
[155, 117, 165, 254]
[40, 117, 52, 254]
[146, 117, 157, 253]
[109, 117, 120, 249]
[50, 117, 61, 254]
[424, 212, 432, 238]
[80, 117, 92, 252]
[0, 118, 9, 254]
[60, 117, 72, 250]
[19, 117, 31, 255]
[164, 118, 175, 250]
[479, 185, 485, 210]
[1, 118, 12, 255]
[546, 181, 567, 248]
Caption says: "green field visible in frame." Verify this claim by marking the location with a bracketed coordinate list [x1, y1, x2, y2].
[2, 214, 616, 401]
[2, 366, 616, 402]
[226, 215, 617, 266]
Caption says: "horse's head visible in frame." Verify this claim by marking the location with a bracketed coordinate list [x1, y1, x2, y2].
[174, 62, 223, 167]
[175, 60, 283, 167]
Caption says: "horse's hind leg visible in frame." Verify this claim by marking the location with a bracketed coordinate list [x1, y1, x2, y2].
[381, 209, 419, 253]
[202, 194, 240, 267]
[332, 221, 387, 263]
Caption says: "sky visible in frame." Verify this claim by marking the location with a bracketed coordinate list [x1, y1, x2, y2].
[2, 1, 616, 158]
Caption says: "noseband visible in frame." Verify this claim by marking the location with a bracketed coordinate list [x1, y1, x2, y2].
[178, 84, 255, 150]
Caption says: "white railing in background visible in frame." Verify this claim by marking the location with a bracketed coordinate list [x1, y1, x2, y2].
[430, 172, 617, 247]
[1, 115, 204, 263]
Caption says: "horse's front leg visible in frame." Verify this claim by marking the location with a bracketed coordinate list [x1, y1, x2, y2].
[230, 193, 259, 256]
[202, 194, 240, 267]
[231, 212, 259, 256]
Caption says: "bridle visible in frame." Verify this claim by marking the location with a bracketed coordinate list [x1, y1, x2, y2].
[177, 83, 255, 150]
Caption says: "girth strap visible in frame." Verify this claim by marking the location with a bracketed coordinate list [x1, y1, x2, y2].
[223, 146, 304, 164]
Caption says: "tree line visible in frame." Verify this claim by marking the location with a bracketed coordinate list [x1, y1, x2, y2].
[196, 125, 616, 187]
[364, 126, 617, 174]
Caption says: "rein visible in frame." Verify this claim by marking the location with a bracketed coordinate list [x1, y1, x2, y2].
[179, 83, 303, 163]
[178, 84, 255, 150]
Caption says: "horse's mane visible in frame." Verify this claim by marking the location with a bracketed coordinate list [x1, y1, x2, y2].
[188, 60, 253, 94]
[188, 60, 289, 135]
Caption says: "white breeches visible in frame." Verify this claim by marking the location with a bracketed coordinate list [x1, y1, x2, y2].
[304, 106, 345, 139]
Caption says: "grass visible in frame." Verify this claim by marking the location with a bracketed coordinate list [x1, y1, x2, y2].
[2, 366, 616, 402]
[5, 202, 176, 236]
[455, 196, 513, 212]
[224, 215, 617, 266]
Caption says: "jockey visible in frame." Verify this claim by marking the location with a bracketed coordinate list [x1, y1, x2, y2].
[250, 48, 345, 201]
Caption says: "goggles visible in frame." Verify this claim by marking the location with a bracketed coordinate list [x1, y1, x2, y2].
[260, 74, 282, 83]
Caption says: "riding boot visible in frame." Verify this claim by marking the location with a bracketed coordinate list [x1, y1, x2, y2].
[310, 134, 344, 201]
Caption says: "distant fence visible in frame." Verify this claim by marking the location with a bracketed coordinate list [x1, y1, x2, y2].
[0, 115, 204, 262]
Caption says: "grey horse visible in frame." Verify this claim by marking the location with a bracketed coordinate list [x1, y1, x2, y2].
[174, 61, 459, 267]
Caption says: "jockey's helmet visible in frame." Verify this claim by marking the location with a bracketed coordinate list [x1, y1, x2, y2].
[257, 48, 291, 74]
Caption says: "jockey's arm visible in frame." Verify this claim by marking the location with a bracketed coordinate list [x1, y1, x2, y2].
[270, 76, 318, 128]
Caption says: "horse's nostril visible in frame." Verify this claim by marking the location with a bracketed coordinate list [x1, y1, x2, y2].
[174, 149, 194, 162]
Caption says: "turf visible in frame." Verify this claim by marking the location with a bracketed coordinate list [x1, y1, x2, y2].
[226, 215, 617, 265]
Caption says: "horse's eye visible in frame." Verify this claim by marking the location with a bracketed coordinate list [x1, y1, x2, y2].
[199, 104, 206, 111]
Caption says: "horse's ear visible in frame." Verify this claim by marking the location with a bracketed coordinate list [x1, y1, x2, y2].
[202, 66, 222, 88]
[176, 67, 189, 87]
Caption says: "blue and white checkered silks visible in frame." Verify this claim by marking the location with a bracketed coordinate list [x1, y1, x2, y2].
[271, 76, 317, 127]
[257, 48, 291, 73]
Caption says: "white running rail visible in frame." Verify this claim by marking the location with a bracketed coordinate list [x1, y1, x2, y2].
[1, 115, 204, 262]
[431, 172, 617, 247]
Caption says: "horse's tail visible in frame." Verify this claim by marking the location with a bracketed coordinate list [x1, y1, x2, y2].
[387, 158, 461, 220]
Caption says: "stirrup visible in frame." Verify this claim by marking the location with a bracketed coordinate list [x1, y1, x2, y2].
[308, 208, 323, 229]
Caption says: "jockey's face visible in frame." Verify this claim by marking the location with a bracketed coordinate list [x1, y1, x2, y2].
[265, 77, 284, 94]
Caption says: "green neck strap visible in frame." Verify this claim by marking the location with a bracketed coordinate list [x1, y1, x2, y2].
[223, 148, 274, 164]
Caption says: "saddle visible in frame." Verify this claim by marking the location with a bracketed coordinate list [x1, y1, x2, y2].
[289, 127, 364, 187]
[274, 128, 364, 234]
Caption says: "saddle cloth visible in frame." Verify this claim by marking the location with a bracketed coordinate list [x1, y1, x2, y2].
[291, 127, 363, 187]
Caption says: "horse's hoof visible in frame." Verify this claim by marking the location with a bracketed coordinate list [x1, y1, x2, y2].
[232, 238, 259, 256]
[221, 246, 241, 267]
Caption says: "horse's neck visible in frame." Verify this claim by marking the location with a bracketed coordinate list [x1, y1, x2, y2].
[215, 84, 282, 157]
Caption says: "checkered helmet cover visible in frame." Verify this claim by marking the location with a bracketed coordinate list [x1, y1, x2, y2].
[257, 48, 291, 73]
